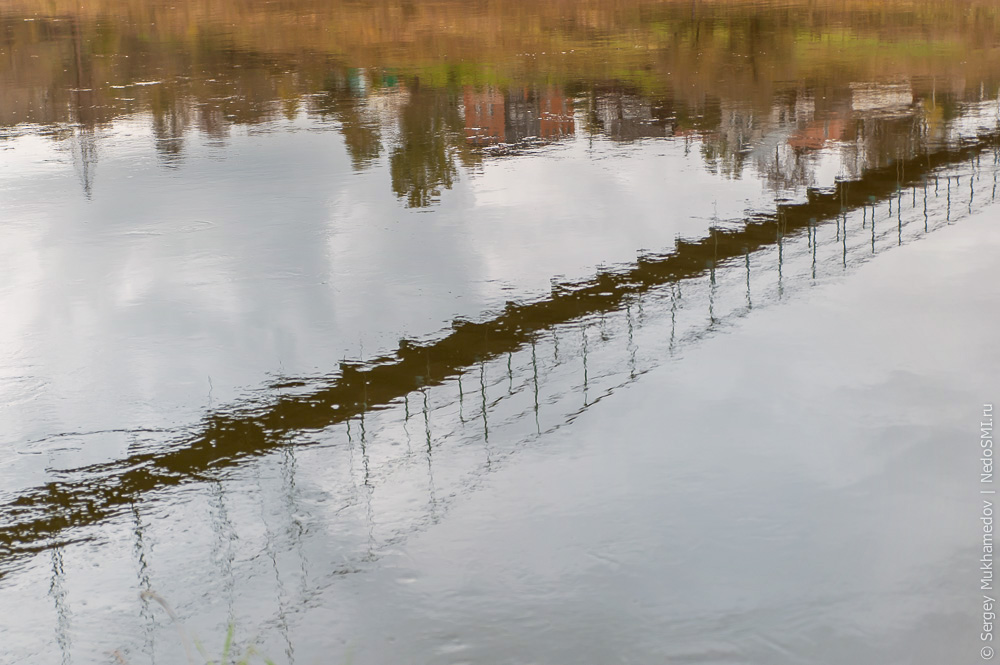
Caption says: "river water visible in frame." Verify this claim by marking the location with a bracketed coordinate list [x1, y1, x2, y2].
[1, 1, 999, 663]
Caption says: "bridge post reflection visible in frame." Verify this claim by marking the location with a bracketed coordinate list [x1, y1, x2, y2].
[4, 130, 1000, 620]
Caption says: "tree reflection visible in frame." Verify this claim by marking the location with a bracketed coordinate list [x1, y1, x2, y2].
[315, 70, 384, 169]
[389, 80, 462, 207]
[3, 0, 1000, 205]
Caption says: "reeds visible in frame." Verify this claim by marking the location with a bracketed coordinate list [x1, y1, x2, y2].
[112, 591, 278, 665]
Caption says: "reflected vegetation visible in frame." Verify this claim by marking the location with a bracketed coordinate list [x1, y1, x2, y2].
[3, 0, 1000, 204]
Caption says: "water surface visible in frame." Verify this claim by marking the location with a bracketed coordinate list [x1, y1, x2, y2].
[1, 1, 999, 663]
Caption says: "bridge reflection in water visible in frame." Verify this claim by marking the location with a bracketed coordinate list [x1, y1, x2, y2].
[4, 112, 1000, 664]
